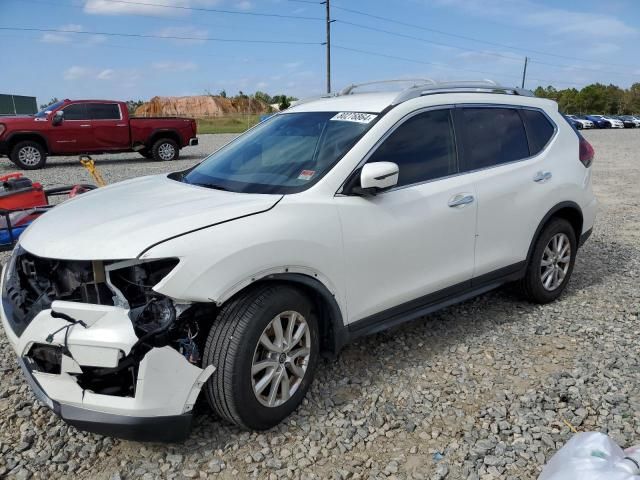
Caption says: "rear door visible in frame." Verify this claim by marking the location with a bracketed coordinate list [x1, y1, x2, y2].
[87, 103, 130, 150]
[454, 106, 557, 278]
[48, 103, 93, 153]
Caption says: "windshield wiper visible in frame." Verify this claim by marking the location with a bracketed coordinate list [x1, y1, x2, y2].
[189, 182, 230, 191]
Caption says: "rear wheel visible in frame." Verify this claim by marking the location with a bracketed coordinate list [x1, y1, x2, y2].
[520, 218, 577, 304]
[203, 285, 319, 429]
[10, 141, 47, 169]
[151, 138, 179, 161]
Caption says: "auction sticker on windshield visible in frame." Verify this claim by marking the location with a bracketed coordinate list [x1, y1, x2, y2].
[298, 170, 316, 181]
[330, 112, 377, 124]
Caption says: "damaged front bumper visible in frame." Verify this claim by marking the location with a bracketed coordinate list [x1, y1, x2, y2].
[0, 250, 214, 442]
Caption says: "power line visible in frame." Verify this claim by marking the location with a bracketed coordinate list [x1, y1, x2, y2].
[335, 19, 633, 79]
[0, 26, 323, 45]
[335, 19, 523, 63]
[82, 0, 323, 20]
[332, 44, 585, 87]
[330, 3, 638, 71]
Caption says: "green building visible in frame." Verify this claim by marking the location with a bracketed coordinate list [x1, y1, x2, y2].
[0, 94, 38, 116]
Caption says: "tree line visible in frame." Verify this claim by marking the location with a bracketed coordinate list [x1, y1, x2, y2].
[534, 83, 640, 115]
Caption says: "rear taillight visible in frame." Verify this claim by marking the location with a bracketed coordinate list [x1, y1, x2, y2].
[191, 119, 197, 134]
[0, 124, 5, 137]
[579, 136, 594, 167]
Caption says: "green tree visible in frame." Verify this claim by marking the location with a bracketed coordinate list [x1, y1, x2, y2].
[125, 100, 144, 115]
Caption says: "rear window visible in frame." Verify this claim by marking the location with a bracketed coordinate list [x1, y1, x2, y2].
[88, 103, 121, 120]
[458, 108, 529, 171]
[521, 109, 555, 155]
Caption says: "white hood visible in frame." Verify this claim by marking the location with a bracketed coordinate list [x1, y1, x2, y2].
[19, 175, 282, 260]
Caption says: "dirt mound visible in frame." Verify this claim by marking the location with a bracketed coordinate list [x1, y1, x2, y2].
[134, 95, 270, 117]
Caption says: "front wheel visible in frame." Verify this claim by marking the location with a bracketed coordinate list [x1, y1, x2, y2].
[151, 138, 179, 161]
[203, 285, 319, 430]
[10, 141, 47, 169]
[519, 218, 577, 304]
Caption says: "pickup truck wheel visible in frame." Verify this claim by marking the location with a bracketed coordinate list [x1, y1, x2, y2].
[10, 141, 47, 169]
[202, 285, 319, 430]
[151, 138, 179, 161]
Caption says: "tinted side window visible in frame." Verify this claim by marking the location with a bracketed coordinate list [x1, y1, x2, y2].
[521, 109, 555, 155]
[459, 108, 529, 170]
[367, 109, 457, 187]
[62, 103, 89, 120]
[88, 103, 121, 120]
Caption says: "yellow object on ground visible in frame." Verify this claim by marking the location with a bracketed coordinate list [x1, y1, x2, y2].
[79, 155, 106, 187]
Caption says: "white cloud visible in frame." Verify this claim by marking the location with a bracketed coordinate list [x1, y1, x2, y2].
[64, 66, 92, 80]
[64, 66, 127, 82]
[41, 24, 106, 45]
[156, 26, 209, 44]
[97, 69, 115, 80]
[152, 61, 198, 72]
[84, 0, 221, 16]
[41, 24, 83, 43]
[235, 0, 252, 10]
[430, 0, 636, 38]
[587, 43, 621, 56]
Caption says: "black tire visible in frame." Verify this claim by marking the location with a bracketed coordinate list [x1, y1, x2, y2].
[10, 141, 47, 169]
[519, 218, 577, 304]
[139, 148, 154, 159]
[151, 138, 179, 161]
[203, 284, 319, 430]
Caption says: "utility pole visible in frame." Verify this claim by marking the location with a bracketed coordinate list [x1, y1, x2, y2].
[323, 0, 332, 94]
[521, 56, 528, 89]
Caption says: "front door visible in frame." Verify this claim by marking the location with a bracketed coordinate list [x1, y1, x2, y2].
[335, 108, 477, 325]
[48, 103, 93, 153]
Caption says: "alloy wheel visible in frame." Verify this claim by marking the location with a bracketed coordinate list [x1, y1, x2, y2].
[251, 311, 311, 408]
[540, 232, 571, 291]
[158, 143, 175, 160]
[18, 146, 41, 167]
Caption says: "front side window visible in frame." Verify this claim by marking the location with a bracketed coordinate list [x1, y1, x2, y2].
[181, 111, 374, 194]
[88, 103, 121, 120]
[459, 107, 529, 170]
[62, 103, 89, 121]
[366, 109, 457, 187]
[35, 101, 65, 118]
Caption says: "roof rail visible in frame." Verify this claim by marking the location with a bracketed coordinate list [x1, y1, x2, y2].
[339, 78, 436, 96]
[391, 80, 535, 105]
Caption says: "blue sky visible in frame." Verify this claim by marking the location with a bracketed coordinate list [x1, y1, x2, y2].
[1, 0, 639, 105]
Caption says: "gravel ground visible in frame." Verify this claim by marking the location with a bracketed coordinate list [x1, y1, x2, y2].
[0, 130, 639, 480]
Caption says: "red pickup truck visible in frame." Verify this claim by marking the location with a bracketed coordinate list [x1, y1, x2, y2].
[0, 99, 198, 169]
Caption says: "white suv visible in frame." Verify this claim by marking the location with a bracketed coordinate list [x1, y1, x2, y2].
[1, 80, 597, 441]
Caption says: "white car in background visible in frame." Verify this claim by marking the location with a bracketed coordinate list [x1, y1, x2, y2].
[566, 115, 594, 129]
[591, 114, 624, 129]
[1, 79, 597, 441]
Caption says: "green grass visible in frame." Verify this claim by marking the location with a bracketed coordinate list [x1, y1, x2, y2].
[196, 115, 262, 134]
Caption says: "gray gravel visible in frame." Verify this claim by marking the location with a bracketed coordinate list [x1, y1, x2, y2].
[0, 130, 639, 479]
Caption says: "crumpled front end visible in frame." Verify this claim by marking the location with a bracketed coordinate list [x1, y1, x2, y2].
[0, 246, 214, 442]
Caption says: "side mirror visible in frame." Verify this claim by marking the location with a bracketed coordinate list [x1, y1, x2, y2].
[358, 162, 399, 194]
[52, 111, 64, 126]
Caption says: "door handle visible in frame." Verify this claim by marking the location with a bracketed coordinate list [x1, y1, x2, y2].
[116, 124, 127, 127]
[448, 193, 475, 208]
[80, 124, 91, 128]
[533, 171, 552, 183]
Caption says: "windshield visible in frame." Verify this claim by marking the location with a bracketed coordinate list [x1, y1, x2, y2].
[35, 101, 65, 118]
[181, 111, 376, 194]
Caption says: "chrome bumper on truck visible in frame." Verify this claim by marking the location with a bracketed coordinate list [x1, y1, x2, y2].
[0, 252, 214, 442]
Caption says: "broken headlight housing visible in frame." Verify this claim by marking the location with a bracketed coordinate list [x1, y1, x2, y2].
[107, 258, 180, 336]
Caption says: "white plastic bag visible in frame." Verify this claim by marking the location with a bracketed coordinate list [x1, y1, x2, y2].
[539, 432, 640, 480]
